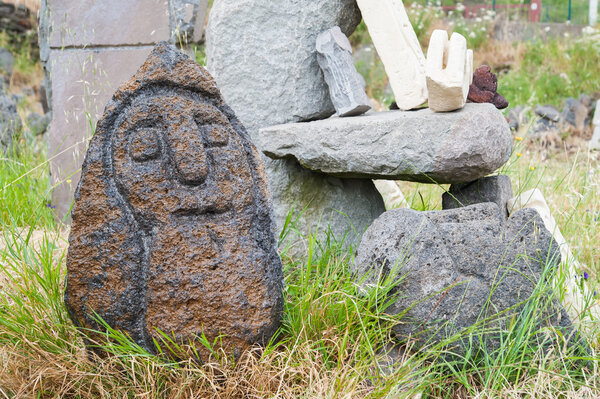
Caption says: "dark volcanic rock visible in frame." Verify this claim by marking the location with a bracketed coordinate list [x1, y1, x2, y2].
[468, 65, 508, 110]
[442, 175, 513, 220]
[353, 203, 574, 354]
[65, 42, 284, 360]
[472, 64, 497, 92]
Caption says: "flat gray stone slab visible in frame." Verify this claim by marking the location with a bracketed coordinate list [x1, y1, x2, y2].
[258, 103, 512, 184]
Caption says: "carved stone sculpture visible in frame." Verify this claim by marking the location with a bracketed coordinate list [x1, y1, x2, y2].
[426, 30, 473, 112]
[316, 26, 371, 117]
[65, 42, 284, 360]
[356, 0, 428, 110]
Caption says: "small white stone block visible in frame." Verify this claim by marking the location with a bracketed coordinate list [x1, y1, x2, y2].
[590, 127, 600, 151]
[426, 30, 473, 112]
[593, 100, 600, 126]
[356, 0, 428, 111]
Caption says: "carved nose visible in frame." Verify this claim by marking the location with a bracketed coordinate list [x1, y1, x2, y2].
[167, 116, 209, 185]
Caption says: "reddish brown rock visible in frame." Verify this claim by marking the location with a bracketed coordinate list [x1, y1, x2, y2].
[65, 42, 284, 360]
[468, 64, 508, 110]
[472, 64, 497, 92]
[467, 84, 495, 103]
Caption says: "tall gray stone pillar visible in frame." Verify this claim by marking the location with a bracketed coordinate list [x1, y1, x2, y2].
[39, 0, 208, 221]
[207, 0, 385, 254]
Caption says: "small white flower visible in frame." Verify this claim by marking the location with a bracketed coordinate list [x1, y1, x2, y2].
[544, 26, 551, 32]
[469, 31, 476, 38]
[476, 17, 482, 22]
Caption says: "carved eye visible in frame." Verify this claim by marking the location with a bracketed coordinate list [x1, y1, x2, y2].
[129, 128, 161, 162]
[204, 125, 230, 146]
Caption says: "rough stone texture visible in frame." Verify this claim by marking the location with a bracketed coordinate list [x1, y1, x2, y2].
[473, 64, 497, 92]
[561, 98, 588, 133]
[356, 0, 428, 110]
[47, 48, 155, 220]
[0, 47, 14, 78]
[353, 203, 574, 353]
[65, 43, 284, 360]
[467, 65, 508, 109]
[316, 26, 371, 117]
[207, 0, 383, 253]
[0, 92, 22, 152]
[535, 104, 561, 122]
[207, 0, 361, 124]
[258, 103, 512, 184]
[442, 175, 513, 219]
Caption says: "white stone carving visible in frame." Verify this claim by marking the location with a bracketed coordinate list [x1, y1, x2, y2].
[356, 0, 428, 110]
[426, 30, 473, 112]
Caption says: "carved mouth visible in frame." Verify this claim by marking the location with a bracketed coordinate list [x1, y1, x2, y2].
[171, 205, 229, 219]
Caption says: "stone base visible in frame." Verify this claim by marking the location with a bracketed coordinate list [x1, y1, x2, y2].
[267, 158, 385, 257]
[442, 175, 513, 220]
[258, 104, 512, 184]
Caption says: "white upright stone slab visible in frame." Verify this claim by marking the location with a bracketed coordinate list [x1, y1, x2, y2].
[591, 100, 600, 151]
[508, 189, 600, 336]
[356, 0, 428, 110]
[426, 30, 473, 112]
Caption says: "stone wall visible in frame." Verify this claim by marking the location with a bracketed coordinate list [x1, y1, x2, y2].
[39, 0, 208, 221]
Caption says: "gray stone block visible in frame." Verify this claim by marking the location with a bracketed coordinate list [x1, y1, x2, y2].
[442, 175, 513, 219]
[207, 0, 381, 251]
[353, 203, 575, 354]
[47, 47, 154, 220]
[43, 0, 171, 48]
[206, 0, 362, 125]
[258, 103, 512, 184]
[535, 104, 561, 122]
[316, 26, 371, 117]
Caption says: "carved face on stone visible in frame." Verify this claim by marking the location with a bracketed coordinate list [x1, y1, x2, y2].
[65, 42, 283, 360]
[112, 94, 254, 228]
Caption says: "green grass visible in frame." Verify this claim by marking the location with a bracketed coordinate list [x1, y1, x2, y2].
[0, 141, 56, 229]
[501, 36, 600, 108]
[0, 209, 597, 397]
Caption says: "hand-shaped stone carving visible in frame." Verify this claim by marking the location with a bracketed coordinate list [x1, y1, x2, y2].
[426, 30, 473, 112]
